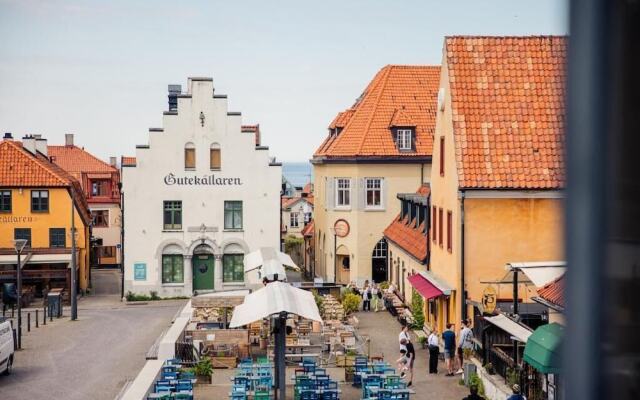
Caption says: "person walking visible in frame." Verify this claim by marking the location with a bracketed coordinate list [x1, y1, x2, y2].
[371, 283, 380, 312]
[400, 338, 415, 386]
[506, 384, 526, 400]
[398, 324, 411, 352]
[457, 319, 474, 374]
[428, 330, 440, 374]
[442, 323, 456, 376]
[362, 280, 371, 311]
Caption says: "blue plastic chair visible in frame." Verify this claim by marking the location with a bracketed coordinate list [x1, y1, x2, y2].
[234, 376, 250, 391]
[300, 390, 319, 400]
[321, 390, 339, 400]
[155, 385, 172, 393]
[162, 371, 178, 380]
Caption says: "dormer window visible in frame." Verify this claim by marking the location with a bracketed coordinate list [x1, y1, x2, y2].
[396, 129, 413, 151]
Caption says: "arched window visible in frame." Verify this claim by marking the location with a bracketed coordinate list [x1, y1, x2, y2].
[184, 142, 195, 169]
[162, 244, 184, 284]
[222, 243, 244, 283]
[210, 143, 221, 170]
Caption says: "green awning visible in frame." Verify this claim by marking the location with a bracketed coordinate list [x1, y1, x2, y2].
[523, 323, 564, 374]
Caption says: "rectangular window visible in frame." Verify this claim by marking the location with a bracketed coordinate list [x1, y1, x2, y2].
[14, 228, 31, 248]
[438, 208, 443, 247]
[447, 211, 453, 252]
[0, 190, 11, 212]
[290, 212, 299, 228]
[91, 180, 110, 197]
[210, 148, 221, 170]
[163, 201, 182, 230]
[31, 190, 49, 212]
[335, 178, 351, 207]
[162, 254, 184, 284]
[439, 136, 445, 176]
[91, 210, 109, 227]
[432, 206, 437, 243]
[49, 228, 66, 248]
[224, 201, 243, 230]
[396, 129, 413, 150]
[365, 178, 383, 208]
[185, 147, 195, 169]
[223, 254, 244, 283]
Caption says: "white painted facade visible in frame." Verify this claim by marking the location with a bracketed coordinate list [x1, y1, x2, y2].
[122, 77, 281, 297]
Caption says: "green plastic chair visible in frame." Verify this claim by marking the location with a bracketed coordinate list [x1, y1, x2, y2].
[254, 388, 272, 400]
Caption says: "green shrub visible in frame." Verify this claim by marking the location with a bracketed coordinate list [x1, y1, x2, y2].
[410, 288, 425, 330]
[150, 291, 160, 300]
[194, 356, 213, 377]
[506, 367, 519, 387]
[341, 293, 361, 315]
[468, 372, 485, 396]
[311, 289, 325, 316]
[378, 281, 390, 290]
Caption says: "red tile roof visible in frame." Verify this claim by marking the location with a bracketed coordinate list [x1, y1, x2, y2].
[302, 183, 313, 195]
[121, 156, 137, 167]
[282, 196, 313, 210]
[537, 275, 564, 308]
[383, 184, 430, 262]
[314, 65, 441, 159]
[48, 145, 117, 174]
[301, 220, 314, 237]
[0, 140, 91, 224]
[445, 36, 566, 189]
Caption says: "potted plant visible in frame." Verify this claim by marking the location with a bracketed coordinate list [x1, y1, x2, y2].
[194, 357, 213, 384]
[418, 335, 428, 349]
[341, 293, 361, 315]
[344, 366, 355, 383]
[484, 362, 496, 375]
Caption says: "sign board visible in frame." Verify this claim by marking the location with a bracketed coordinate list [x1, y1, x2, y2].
[333, 219, 350, 238]
[134, 263, 147, 281]
[482, 285, 497, 314]
[164, 173, 243, 186]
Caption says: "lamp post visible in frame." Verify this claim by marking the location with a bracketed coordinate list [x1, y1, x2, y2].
[13, 238, 27, 350]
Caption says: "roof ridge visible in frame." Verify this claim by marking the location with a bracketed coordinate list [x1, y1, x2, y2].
[446, 35, 567, 39]
[49, 145, 117, 172]
[356, 65, 393, 154]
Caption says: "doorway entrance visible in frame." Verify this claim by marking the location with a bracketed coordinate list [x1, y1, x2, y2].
[192, 253, 214, 291]
[371, 238, 388, 284]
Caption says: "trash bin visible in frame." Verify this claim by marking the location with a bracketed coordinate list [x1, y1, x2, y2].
[464, 362, 477, 386]
[48, 292, 62, 318]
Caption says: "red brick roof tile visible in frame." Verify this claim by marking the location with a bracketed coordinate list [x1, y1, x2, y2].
[445, 36, 566, 189]
[537, 275, 564, 308]
[383, 184, 430, 262]
[48, 145, 117, 174]
[301, 220, 314, 237]
[121, 156, 137, 167]
[314, 65, 440, 159]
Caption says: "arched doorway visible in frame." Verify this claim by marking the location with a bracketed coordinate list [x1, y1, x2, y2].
[371, 238, 388, 284]
[192, 244, 214, 291]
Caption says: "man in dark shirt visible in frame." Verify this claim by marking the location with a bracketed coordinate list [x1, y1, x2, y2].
[442, 323, 456, 376]
[463, 385, 484, 400]
[400, 338, 416, 387]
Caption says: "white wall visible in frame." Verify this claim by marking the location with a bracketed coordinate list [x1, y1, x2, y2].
[123, 78, 281, 296]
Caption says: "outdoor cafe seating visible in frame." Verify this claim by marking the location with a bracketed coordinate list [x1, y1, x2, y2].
[229, 358, 275, 400]
[293, 359, 340, 400]
[147, 358, 195, 400]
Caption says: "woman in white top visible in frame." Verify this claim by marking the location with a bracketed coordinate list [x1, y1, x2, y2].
[398, 325, 411, 351]
[428, 331, 440, 374]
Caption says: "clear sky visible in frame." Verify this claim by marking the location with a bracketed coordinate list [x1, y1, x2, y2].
[0, 0, 568, 163]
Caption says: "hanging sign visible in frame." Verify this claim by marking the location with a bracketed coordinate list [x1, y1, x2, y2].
[482, 285, 497, 314]
[333, 219, 350, 238]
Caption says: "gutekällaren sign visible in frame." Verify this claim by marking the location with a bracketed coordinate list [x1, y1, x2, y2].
[164, 173, 243, 186]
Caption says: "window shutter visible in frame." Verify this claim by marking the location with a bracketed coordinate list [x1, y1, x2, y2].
[325, 178, 335, 210]
[210, 148, 221, 169]
[357, 178, 365, 210]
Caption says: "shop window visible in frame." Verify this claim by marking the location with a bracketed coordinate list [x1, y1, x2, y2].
[223, 254, 244, 283]
[290, 212, 299, 228]
[31, 190, 49, 212]
[91, 180, 110, 197]
[163, 201, 182, 230]
[365, 178, 383, 208]
[438, 208, 443, 247]
[14, 228, 31, 248]
[162, 254, 184, 284]
[335, 178, 351, 207]
[184, 142, 195, 169]
[210, 143, 221, 170]
[224, 201, 243, 230]
[49, 228, 66, 248]
[447, 210, 453, 252]
[0, 190, 11, 212]
[92, 210, 109, 227]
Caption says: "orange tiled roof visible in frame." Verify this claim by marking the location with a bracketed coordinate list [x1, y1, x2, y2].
[445, 36, 566, 189]
[314, 65, 441, 159]
[121, 156, 137, 167]
[282, 196, 313, 210]
[383, 184, 430, 262]
[0, 140, 91, 224]
[48, 145, 117, 174]
[301, 220, 315, 237]
[302, 182, 313, 195]
[537, 275, 564, 308]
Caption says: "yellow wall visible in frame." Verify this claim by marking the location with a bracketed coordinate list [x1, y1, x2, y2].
[387, 241, 427, 302]
[313, 162, 430, 285]
[0, 187, 90, 289]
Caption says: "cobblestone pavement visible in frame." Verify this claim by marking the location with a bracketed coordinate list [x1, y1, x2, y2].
[0, 270, 186, 400]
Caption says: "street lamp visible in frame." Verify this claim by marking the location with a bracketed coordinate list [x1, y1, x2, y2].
[13, 238, 27, 350]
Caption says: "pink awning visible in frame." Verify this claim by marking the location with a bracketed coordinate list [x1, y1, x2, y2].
[407, 273, 443, 300]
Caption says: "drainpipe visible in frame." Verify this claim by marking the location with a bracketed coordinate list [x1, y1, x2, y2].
[420, 163, 424, 185]
[118, 182, 125, 300]
[460, 190, 466, 321]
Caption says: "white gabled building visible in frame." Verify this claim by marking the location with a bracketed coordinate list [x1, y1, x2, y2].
[122, 77, 281, 297]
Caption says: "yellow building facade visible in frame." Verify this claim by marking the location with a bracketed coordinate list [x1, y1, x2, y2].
[0, 137, 91, 295]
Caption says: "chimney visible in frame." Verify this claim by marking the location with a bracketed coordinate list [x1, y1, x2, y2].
[3, 132, 12, 140]
[35, 137, 48, 156]
[22, 135, 36, 154]
[168, 85, 181, 111]
[110, 156, 117, 167]
[65, 133, 74, 146]
[254, 124, 261, 147]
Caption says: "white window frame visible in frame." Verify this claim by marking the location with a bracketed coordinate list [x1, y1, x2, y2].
[290, 212, 299, 228]
[335, 178, 351, 209]
[365, 178, 384, 209]
[396, 129, 412, 150]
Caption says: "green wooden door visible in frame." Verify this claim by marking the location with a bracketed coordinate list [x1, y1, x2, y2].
[192, 254, 214, 291]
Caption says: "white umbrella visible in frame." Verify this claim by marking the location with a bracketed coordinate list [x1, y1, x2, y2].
[229, 281, 321, 328]
[244, 247, 300, 273]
